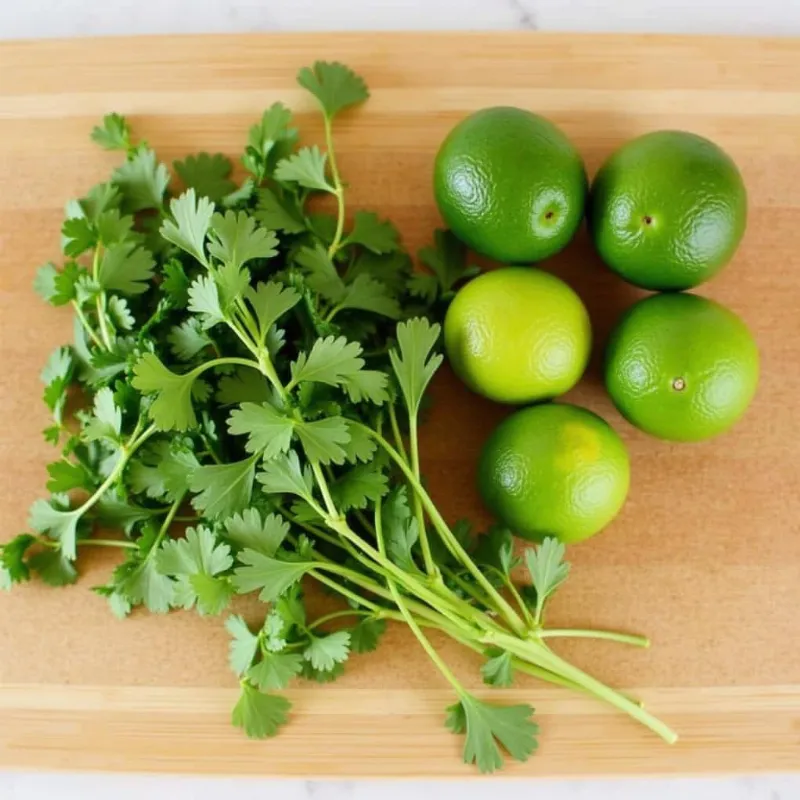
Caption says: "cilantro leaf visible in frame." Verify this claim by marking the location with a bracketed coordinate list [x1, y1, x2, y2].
[113, 147, 169, 212]
[223, 509, 289, 556]
[256, 451, 315, 502]
[347, 250, 412, 297]
[96, 209, 135, 247]
[189, 456, 258, 520]
[295, 416, 351, 465]
[445, 696, 538, 774]
[97, 241, 155, 295]
[46, 460, 91, 494]
[248, 651, 303, 691]
[255, 187, 305, 234]
[167, 318, 213, 360]
[157, 526, 233, 579]
[481, 649, 515, 688]
[297, 61, 369, 120]
[61, 216, 95, 257]
[331, 461, 388, 511]
[300, 661, 346, 684]
[304, 630, 351, 672]
[160, 189, 214, 266]
[289, 335, 363, 390]
[1, 534, 36, 586]
[231, 682, 291, 739]
[28, 549, 78, 587]
[216, 368, 272, 406]
[127, 439, 198, 501]
[242, 102, 298, 182]
[294, 244, 346, 301]
[232, 550, 314, 602]
[335, 275, 401, 320]
[244, 281, 301, 341]
[381, 486, 420, 573]
[28, 499, 80, 560]
[412, 229, 480, 301]
[208, 210, 279, 271]
[82, 386, 122, 443]
[525, 537, 570, 623]
[95, 492, 161, 534]
[132, 353, 200, 432]
[108, 295, 135, 331]
[157, 526, 233, 615]
[227, 402, 295, 458]
[161, 259, 191, 307]
[350, 618, 386, 654]
[389, 318, 444, 416]
[41, 346, 73, 425]
[274, 146, 333, 193]
[473, 525, 519, 578]
[341, 369, 390, 405]
[174, 153, 235, 202]
[93, 586, 132, 619]
[341, 421, 377, 463]
[91, 113, 131, 151]
[344, 211, 399, 254]
[226, 615, 260, 675]
[121, 555, 174, 612]
[188, 275, 225, 329]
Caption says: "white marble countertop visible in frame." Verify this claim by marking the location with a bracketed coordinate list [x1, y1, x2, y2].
[2, 1, 799, 798]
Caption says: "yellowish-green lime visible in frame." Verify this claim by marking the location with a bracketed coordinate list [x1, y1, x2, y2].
[605, 292, 759, 441]
[478, 403, 631, 544]
[444, 267, 591, 404]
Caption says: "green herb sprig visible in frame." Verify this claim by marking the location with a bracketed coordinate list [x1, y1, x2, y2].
[2, 61, 676, 773]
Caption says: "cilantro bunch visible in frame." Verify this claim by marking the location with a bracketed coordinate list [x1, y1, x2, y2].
[2, 62, 676, 773]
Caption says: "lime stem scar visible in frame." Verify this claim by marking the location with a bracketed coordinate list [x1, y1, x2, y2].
[672, 377, 686, 391]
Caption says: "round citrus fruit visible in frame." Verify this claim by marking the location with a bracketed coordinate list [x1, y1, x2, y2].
[444, 267, 591, 404]
[589, 130, 747, 290]
[478, 403, 630, 543]
[605, 293, 759, 441]
[434, 107, 587, 263]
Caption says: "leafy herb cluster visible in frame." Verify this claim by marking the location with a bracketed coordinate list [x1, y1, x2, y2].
[2, 62, 676, 773]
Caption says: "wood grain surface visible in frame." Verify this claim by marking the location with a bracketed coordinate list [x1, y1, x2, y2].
[0, 32, 799, 777]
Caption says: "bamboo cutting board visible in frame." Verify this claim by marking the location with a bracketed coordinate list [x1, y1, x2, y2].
[1, 33, 799, 778]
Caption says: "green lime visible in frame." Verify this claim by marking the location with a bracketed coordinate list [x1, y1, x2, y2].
[589, 130, 747, 290]
[444, 267, 591, 404]
[605, 293, 759, 441]
[478, 404, 630, 543]
[434, 107, 587, 263]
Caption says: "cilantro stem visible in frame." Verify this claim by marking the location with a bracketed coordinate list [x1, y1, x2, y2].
[357, 424, 527, 637]
[324, 518, 483, 634]
[373, 495, 467, 697]
[481, 564, 535, 628]
[148, 493, 184, 557]
[80, 539, 137, 550]
[191, 356, 261, 377]
[308, 609, 372, 630]
[323, 115, 346, 259]
[72, 301, 104, 349]
[71, 422, 156, 525]
[309, 569, 383, 613]
[387, 402, 409, 464]
[489, 632, 677, 743]
[91, 247, 113, 351]
[408, 415, 436, 579]
[539, 629, 650, 648]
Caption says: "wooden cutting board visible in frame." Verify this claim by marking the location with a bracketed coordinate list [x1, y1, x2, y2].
[1, 32, 799, 778]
